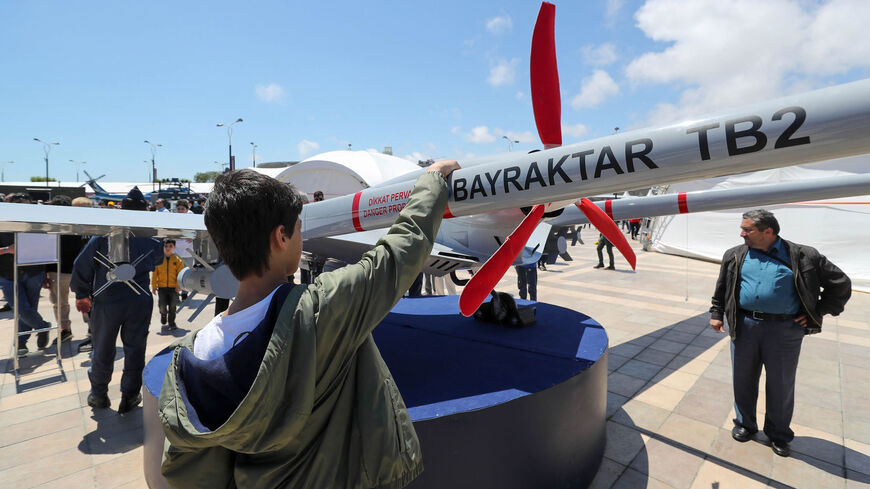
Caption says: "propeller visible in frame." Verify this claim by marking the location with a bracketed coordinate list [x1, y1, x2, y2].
[530, 2, 560, 149]
[457, 1, 636, 316]
[458, 2, 557, 316]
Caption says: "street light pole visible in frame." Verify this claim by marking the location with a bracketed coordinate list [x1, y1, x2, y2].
[34, 138, 60, 187]
[216, 118, 243, 171]
[250, 142, 257, 168]
[144, 140, 162, 190]
[214, 160, 228, 172]
[68, 160, 86, 182]
[0, 161, 12, 182]
[502, 135, 519, 152]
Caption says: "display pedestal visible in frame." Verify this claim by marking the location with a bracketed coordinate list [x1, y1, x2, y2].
[144, 295, 608, 488]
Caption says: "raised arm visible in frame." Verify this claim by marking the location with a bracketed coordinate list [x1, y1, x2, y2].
[304, 162, 457, 373]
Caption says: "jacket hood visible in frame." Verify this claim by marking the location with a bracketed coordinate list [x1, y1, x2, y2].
[159, 284, 314, 452]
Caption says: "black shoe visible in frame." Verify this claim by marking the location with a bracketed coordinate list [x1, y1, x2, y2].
[117, 393, 142, 415]
[167, 322, 178, 331]
[87, 391, 111, 409]
[593, 263, 605, 269]
[606, 265, 615, 270]
[60, 329, 73, 343]
[77, 338, 93, 353]
[0, 303, 10, 312]
[17, 345, 28, 357]
[160, 314, 167, 325]
[37, 331, 49, 349]
[731, 425, 755, 442]
[771, 440, 790, 457]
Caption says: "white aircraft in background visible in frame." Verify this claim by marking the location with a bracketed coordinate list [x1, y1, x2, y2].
[2, 2, 870, 318]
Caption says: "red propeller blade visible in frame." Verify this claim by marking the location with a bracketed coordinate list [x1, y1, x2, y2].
[458, 204, 546, 316]
[530, 2, 561, 149]
[576, 198, 637, 270]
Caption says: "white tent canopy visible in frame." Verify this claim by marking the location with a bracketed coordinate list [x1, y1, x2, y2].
[649, 155, 870, 292]
[273, 150, 419, 201]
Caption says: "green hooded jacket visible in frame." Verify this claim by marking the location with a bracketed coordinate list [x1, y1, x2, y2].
[158, 171, 448, 488]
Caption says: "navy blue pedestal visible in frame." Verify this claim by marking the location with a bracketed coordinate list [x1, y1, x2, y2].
[145, 295, 608, 488]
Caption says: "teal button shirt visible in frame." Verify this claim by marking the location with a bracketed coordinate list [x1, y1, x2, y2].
[739, 237, 801, 314]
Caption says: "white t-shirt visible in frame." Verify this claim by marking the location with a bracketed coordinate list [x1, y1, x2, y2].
[193, 287, 279, 361]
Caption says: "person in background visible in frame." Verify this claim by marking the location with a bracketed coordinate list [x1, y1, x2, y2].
[191, 197, 205, 214]
[154, 198, 170, 212]
[313, 190, 324, 202]
[43, 195, 82, 343]
[152, 238, 185, 331]
[629, 218, 641, 240]
[71, 187, 162, 414]
[0, 195, 53, 356]
[594, 233, 615, 270]
[175, 199, 190, 213]
[515, 262, 538, 301]
[70, 196, 97, 353]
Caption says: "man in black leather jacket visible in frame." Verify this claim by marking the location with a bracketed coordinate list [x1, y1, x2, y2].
[709, 209, 850, 458]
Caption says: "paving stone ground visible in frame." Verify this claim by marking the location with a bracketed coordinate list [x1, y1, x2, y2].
[1, 230, 868, 489]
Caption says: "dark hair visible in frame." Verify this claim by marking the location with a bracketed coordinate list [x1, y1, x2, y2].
[742, 209, 779, 235]
[313, 190, 324, 201]
[121, 197, 148, 211]
[204, 169, 303, 280]
[176, 199, 190, 209]
[9, 193, 31, 203]
[48, 195, 72, 206]
[163, 238, 176, 245]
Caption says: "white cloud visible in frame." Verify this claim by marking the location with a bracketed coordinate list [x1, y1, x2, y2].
[402, 151, 431, 163]
[466, 126, 497, 143]
[605, 0, 625, 26]
[255, 83, 286, 104]
[570, 70, 620, 109]
[486, 15, 513, 35]
[297, 139, 320, 158]
[562, 123, 590, 140]
[581, 43, 618, 66]
[487, 58, 520, 87]
[450, 126, 461, 135]
[625, 0, 870, 125]
[502, 130, 536, 144]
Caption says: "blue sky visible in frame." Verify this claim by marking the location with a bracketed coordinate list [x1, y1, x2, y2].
[2, 0, 869, 183]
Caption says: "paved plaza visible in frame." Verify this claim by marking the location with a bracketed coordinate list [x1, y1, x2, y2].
[1, 233, 868, 488]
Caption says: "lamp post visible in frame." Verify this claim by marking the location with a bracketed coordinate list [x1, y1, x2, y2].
[144, 140, 162, 190]
[216, 118, 243, 170]
[68, 159, 86, 182]
[502, 135, 519, 152]
[34, 138, 60, 186]
[250, 142, 257, 168]
[214, 160, 228, 172]
[0, 161, 12, 182]
[143, 161, 152, 182]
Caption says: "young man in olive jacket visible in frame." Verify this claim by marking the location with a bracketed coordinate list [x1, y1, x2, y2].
[709, 209, 850, 457]
[159, 161, 459, 488]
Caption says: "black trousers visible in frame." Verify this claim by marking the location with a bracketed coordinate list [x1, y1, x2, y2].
[596, 238, 614, 266]
[89, 293, 153, 397]
[516, 266, 537, 301]
[731, 314, 804, 443]
[157, 287, 178, 325]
